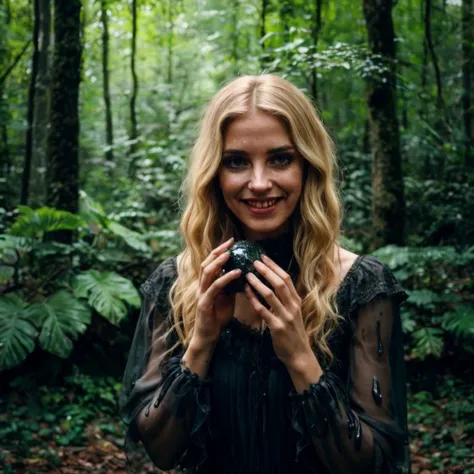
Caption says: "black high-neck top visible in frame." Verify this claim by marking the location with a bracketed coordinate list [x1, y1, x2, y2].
[119, 236, 410, 474]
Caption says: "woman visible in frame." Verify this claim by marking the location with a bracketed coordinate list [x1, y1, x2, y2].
[119, 74, 410, 474]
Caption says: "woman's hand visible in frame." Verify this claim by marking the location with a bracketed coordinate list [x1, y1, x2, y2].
[191, 237, 242, 349]
[244, 254, 314, 370]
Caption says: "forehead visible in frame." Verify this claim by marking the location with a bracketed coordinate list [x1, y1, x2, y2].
[223, 110, 292, 151]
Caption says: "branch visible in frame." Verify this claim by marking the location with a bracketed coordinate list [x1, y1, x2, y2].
[0, 41, 32, 87]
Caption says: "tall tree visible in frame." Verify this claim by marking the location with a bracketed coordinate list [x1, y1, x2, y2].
[423, 0, 444, 111]
[46, 0, 82, 243]
[20, 0, 40, 205]
[259, 0, 268, 69]
[462, 0, 473, 169]
[310, 0, 322, 104]
[30, 0, 51, 204]
[362, 0, 405, 248]
[100, 0, 114, 162]
[129, 0, 138, 162]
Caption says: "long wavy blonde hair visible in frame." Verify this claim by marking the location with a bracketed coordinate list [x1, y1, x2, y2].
[169, 74, 343, 364]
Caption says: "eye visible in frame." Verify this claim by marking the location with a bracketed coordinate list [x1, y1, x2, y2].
[270, 154, 294, 166]
[222, 156, 249, 169]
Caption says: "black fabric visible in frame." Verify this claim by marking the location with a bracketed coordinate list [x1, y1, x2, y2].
[119, 238, 410, 474]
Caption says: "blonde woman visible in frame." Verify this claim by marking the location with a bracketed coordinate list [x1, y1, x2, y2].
[119, 74, 410, 474]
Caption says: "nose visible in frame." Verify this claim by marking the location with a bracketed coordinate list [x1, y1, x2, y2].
[248, 166, 272, 193]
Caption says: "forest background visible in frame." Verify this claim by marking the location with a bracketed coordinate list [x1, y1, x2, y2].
[0, 0, 473, 472]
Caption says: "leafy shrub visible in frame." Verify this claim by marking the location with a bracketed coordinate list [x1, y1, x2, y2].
[375, 245, 474, 360]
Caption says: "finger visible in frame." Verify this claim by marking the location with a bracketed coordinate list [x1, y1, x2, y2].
[245, 272, 286, 316]
[200, 250, 232, 293]
[261, 254, 299, 300]
[201, 268, 242, 305]
[200, 237, 234, 269]
[253, 259, 293, 307]
[244, 283, 279, 328]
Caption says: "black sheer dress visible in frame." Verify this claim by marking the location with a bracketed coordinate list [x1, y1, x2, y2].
[119, 234, 410, 474]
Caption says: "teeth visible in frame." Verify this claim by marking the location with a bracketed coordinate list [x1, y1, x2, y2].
[247, 199, 277, 208]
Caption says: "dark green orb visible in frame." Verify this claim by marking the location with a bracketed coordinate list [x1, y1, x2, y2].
[223, 240, 267, 293]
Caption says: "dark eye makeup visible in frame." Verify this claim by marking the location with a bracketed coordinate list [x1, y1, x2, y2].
[221, 153, 295, 169]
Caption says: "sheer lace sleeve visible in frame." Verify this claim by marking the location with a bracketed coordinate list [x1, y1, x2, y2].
[290, 257, 410, 473]
[118, 257, 211, 471]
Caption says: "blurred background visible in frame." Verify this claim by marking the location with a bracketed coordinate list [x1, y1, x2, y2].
[0, 0, 473, 472]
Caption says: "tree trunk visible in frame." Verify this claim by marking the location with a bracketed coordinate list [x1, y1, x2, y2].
[0, 0, 10, 204]
[30, 0, 51, 204]
[310, 0, 322, 104]
[363, 0, 405, 248]
[279, 1, 290, 44]
[21, 0, 41, 206]
[462, 0, 473, 169]
[259, 0, 268, 69]
[100, 0, 114, 162]
[129, 0, 138, 161]
[424, 0, 444, 110]
[231, 0, 239, 75]
[46, 0, 82, 244]
[166, 0, 174, 136]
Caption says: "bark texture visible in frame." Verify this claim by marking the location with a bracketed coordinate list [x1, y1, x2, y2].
[310, 0, 322, 104]
[21, 0, 40, 205]
[462, 0, 474, 169]
[101, 0, 114, 162]
[362, 0, 405, 248]
[129, 0, 138, 157]
[46, 0, 82, 243]
[30, 0, 51, 203]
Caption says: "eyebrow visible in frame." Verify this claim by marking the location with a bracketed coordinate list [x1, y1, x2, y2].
[222, 145, 296, 156]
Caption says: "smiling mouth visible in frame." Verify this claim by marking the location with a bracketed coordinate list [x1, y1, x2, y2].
[241, 198, 283, 209]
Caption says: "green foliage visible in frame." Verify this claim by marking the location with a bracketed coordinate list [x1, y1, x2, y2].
[72, 270, 140, 325]
[408, 376, 474, 472]
[36, 291, 91, 358]
[0, 294, 38, 369]
[375, 245, 474, 360]
[0, 367, 123, 459]
[10, 206, 85, 238]
[0, 203, 151, 372]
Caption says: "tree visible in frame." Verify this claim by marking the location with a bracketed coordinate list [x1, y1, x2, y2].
[362, 0, 405, 248]
[100, 0, 114, 162]
[20, 0, 40, 205]
[462, 0, 473, 169]
[128, 0, 138, 164]
[310, 0, 323, 104]
[45, 0, 82, 244]
[30, 0, 51, 204]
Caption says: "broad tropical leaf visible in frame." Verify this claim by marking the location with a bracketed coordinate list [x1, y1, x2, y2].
[108, 221, 150, 253]
[72, 270, 140, 325]
[412, 327, 444, 359]
[408, 289, 440, 309]
[10, 206, 85, 238]
[442, 304, 474, 338]
[36, 291, 91, 358]
[0, 294, 38, 370]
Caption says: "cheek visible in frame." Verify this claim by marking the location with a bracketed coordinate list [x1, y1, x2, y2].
[218, 172, 242, 195]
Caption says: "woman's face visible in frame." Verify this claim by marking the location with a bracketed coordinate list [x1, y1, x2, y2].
[218, 110, 304, 241]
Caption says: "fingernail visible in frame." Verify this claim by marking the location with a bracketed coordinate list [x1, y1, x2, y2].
[261, 254, 271, 263]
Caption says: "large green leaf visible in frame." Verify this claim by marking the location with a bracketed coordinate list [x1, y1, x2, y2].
[72, 270, 140, 325]
[36, 291, 91, 358]
[0, 294, 38, 370]
[408, 289, 441, 309]
[10, 206, 85, 238]
[442, 304, 474, 338]
[412, 327, 444, 359]
[107, 221, 150, 253]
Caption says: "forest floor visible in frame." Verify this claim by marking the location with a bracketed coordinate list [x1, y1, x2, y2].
[1, 371, 473, 474]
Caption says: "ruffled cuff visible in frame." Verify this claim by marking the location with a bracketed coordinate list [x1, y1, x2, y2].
[289, 371, 357, 461]
[147, 356, 211, 470]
